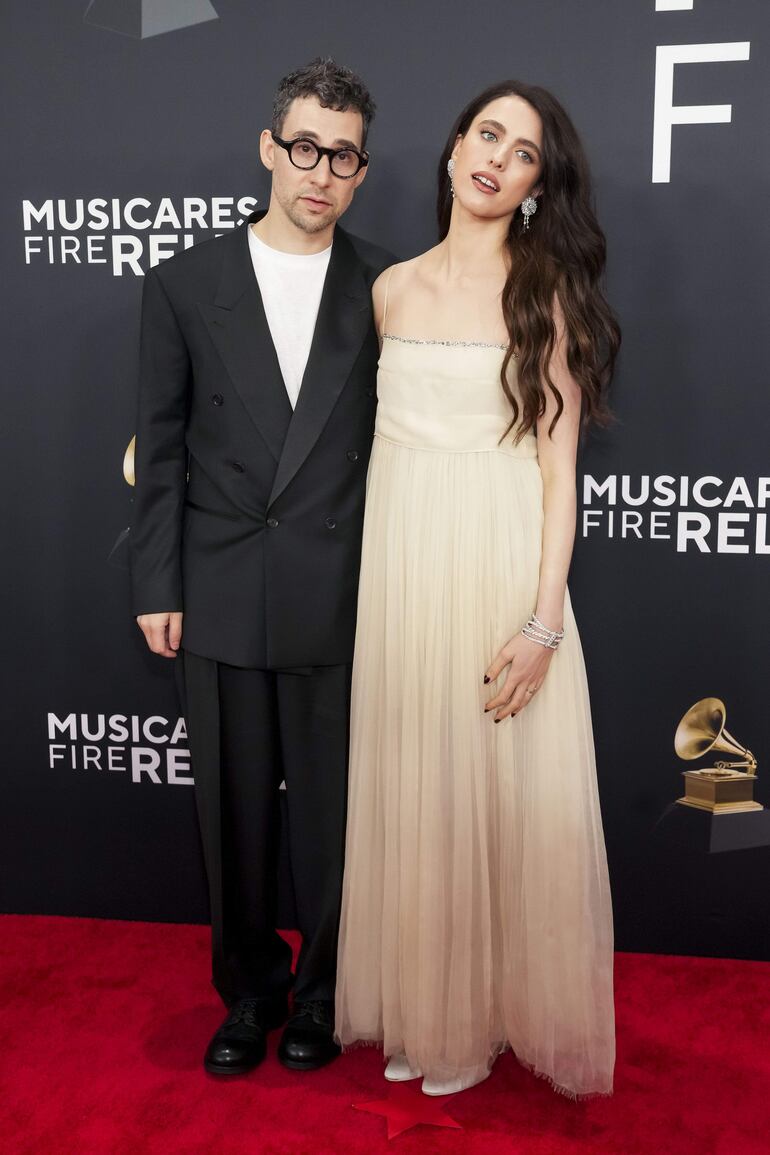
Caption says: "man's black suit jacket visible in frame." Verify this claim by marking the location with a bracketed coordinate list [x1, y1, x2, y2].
[129, 211, 394, 669]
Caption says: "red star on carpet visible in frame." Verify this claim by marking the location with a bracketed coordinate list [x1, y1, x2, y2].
[353, 1082, 463, 1139]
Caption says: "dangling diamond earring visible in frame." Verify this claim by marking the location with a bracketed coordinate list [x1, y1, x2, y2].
[447, 157, 456, 199]
[521, 195, 537, 232]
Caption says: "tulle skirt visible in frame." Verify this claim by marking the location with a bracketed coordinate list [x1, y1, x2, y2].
[335, 435, 615, 1098]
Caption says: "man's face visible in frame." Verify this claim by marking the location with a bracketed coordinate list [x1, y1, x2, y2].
[260, 96, 368, 234]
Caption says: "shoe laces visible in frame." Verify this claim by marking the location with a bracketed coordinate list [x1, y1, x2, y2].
[227, 999, 262, 1029]
[294, 999, 332, 1027]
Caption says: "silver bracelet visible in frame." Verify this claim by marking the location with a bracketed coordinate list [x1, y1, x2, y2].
[521, 612, 564, 650]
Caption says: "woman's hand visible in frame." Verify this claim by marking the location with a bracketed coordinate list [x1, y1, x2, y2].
[483, 633, 554, 721]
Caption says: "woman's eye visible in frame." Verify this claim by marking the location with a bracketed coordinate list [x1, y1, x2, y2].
[481, 130, 497, 142]
[516, 150, 532, 163]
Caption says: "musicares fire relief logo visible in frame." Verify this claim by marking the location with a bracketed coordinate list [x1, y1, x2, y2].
[48, 712, 193, 785]
[21, 196, 259, 276]
[581, 474, 770, 554]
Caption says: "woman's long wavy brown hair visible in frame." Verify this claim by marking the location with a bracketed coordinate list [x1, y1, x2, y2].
[438, 81, 620, 441]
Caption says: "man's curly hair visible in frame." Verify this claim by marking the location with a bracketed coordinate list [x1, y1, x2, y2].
[272, 57, 376, 147]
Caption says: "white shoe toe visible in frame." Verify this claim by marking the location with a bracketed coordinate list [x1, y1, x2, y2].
[421, 1068, 490, 1096]
[384, 1053, 422, 1081]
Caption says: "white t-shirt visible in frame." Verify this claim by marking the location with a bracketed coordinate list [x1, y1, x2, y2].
[247, 226, 332, 409]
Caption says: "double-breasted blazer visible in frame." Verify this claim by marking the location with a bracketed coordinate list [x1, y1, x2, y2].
[129, 211, 394, 668]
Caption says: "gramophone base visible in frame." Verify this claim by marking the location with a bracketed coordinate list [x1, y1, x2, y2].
[676, 796, 763, 814]
[676, 769, 763, 814]
[654, 803, 770, 853]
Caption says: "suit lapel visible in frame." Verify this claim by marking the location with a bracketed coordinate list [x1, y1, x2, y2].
[268, 227, 371, 507]
[198, 218, 292, 463]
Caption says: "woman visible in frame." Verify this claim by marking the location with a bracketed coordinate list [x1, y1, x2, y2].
[335, 81, 619, 1099]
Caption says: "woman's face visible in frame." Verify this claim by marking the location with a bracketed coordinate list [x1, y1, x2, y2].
[451, 95, 544, 220]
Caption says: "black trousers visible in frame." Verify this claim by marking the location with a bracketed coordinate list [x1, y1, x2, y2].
[176, 650, 351, 1007]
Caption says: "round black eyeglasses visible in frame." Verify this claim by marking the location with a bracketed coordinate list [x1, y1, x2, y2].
[271, 132, 369, 179]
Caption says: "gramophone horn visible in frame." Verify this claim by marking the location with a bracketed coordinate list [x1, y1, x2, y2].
[123, 435, 136, 488]
[674, 697, 756, 772]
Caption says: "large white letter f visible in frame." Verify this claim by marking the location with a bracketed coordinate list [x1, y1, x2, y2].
[652, 41, 750, 183]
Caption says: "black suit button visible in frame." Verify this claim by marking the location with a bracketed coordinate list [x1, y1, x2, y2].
[231, 460, 245, 473]
[267, 517, 279, 528]
[211, 393, 224, 406]
[325, 517, 337, 530]
[366, 388, 376, 397]
[346, 450, 359, 462]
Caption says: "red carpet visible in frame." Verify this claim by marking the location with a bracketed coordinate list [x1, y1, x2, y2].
[1, 916, 768, 1154]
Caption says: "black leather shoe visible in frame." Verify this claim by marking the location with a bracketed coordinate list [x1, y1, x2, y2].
[204, 995, 288, 1076]
[277, 999, 341, 1071]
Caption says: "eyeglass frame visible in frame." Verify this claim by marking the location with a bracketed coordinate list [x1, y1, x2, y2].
[270, 132, 369, 179]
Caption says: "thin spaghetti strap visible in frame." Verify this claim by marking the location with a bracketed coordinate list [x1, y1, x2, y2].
[381, 265, 395, 332]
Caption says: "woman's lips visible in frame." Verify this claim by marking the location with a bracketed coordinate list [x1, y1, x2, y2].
[471, 172, 499, 194]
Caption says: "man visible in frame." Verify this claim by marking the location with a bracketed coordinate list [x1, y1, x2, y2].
[129, 58, 393, 1075]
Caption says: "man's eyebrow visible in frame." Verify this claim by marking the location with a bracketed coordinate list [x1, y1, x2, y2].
[289, 129, 361, 149]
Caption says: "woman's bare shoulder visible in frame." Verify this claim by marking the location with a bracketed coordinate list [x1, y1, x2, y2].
[374, 245, 443, 287]
[373, 253, 421, 292]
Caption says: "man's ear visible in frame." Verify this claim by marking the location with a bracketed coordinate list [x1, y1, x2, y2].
[352, 160, 369, 190]
[258, 128, 275, 172]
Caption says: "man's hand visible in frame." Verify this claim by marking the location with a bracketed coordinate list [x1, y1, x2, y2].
[136, 612, 183, 658]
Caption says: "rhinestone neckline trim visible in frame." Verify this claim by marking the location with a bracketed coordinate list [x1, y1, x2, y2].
[383, 332, 507, 351]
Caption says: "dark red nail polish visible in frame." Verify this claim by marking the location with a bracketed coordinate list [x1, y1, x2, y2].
[483, 675, 490, 684]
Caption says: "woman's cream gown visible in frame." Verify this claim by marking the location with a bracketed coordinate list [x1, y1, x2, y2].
[334, 331, 615, 1099]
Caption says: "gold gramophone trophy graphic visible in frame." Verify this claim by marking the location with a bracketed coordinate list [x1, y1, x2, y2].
[107, 436, 136, 566]
[123, 435, 136, 488]
[675, 698, 761, 814]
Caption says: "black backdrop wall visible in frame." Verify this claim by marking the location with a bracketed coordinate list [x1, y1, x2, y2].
[1, 0, 767, 959]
